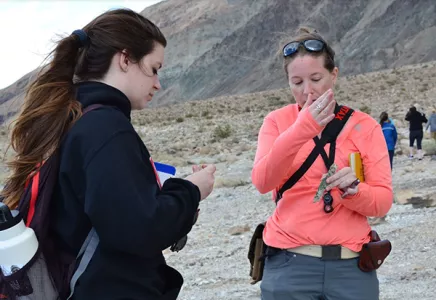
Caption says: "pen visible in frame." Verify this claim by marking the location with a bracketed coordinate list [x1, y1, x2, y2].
[341, 179, 360, 198]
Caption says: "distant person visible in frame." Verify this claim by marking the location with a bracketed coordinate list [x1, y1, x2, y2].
[380, 112, 398, 169]
[426, 107, 436, 142]
[1, 8, 216, 300]
[251, 27, 393, 300]
[405, 105, 428, 159]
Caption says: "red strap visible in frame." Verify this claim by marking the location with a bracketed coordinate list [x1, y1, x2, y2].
[26, 168, 41, 227]
[149, 157, 162, 189]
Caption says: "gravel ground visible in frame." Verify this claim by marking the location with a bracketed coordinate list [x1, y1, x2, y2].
[164, 155, 436, 300]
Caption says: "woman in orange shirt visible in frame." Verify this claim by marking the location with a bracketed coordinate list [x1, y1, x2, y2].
[251, 27, 393, 300]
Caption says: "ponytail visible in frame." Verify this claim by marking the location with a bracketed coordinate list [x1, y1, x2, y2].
[2, 7, 168, 208]
[2, 32, 85, 208]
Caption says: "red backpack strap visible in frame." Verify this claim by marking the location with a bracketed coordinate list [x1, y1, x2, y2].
[26, 166, 41, 227]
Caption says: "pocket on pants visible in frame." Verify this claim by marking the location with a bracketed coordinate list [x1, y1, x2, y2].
[265, 251, 296, 270]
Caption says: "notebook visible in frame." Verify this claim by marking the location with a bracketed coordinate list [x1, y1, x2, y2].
[349, 152, 365, 182]
[154, 161, 177, 184]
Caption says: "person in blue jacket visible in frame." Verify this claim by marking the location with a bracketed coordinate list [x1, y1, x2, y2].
[380, 112, 398, 170]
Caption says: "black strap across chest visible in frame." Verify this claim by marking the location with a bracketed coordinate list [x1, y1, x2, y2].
[275, 105, 354, 203]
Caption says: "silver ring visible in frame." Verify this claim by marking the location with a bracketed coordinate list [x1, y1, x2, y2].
[315, 104, 322, 111]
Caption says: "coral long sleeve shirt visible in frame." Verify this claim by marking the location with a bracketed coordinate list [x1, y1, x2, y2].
[251, 104, 393, 252]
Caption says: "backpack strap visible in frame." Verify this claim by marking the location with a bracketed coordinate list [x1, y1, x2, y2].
[82, 103, 105, 114]
[25, 104, 106, 227]
[67, 228, 99, 300]
[275, 105, 354, 204]
[64, 104, 106, 298]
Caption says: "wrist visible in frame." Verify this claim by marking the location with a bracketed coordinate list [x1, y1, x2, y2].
[297, 108, 324, 136]
[346, 186, 359, 196]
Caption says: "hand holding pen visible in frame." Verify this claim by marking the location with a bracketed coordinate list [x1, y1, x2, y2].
[325, 167, 360, 198]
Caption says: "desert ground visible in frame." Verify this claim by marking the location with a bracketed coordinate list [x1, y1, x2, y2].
[136, 61, 436, 299]
[0, 61, 435, 299]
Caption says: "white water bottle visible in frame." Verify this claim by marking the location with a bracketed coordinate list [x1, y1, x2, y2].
[0, 202, 39, 276]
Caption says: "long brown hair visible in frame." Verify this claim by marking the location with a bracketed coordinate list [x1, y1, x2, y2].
[2, 9, 166, 208]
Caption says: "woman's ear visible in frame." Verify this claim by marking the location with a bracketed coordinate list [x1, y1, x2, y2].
[119, 50, 130, 73]
[331, 67, 339, 85]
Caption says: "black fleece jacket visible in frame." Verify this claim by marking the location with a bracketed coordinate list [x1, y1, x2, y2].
[405, 110, 428, 131]
[50, 81, 200, 300]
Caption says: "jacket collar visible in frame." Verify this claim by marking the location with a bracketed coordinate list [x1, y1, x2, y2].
[75, 81, 132, 120]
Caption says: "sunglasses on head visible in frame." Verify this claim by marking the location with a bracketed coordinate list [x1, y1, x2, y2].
[282, 39, 325, 57]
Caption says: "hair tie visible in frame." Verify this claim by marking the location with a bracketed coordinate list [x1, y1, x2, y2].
[72, 29, 90, 48]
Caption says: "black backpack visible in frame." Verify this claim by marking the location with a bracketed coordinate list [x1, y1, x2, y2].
[0, 104, 104, 300]
[0, 103, 192, 299]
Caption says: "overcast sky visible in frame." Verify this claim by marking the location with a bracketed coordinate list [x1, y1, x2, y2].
[0, 0, 163, 89]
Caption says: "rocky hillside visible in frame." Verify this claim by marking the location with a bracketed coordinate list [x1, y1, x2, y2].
[1, 0, 436, 115]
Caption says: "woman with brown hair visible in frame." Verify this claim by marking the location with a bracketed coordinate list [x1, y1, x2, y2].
[1, 8, 215, 300]
[251, 27, 393, 299]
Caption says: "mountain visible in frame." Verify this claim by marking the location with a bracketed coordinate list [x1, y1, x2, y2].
[1, 0, 435, 114]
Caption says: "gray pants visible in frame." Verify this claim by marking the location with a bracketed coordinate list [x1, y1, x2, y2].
[260, 250, 379, 300]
